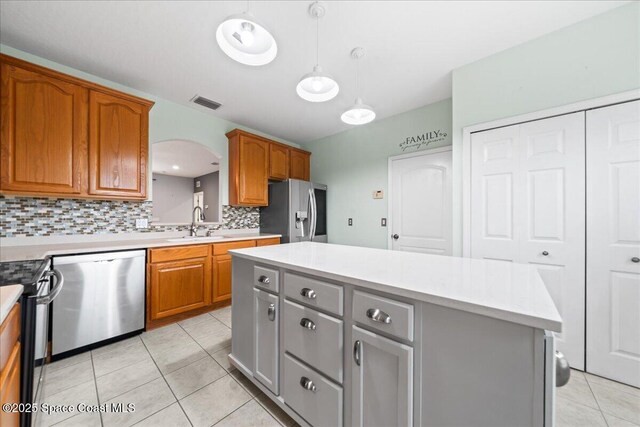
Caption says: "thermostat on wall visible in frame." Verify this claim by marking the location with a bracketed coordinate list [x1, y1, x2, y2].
[372, 190, 384, 199]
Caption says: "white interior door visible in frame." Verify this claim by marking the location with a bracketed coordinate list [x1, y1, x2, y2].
[390, 148, 452, 255]
[586, 100, 640, 387]
[470, 112, 586, 370]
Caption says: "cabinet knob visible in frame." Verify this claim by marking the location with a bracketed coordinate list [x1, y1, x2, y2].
[299, 318, 316, 331]
[267, 303, 276, 321]
[366, 308, 392, 324]
[300, 288, 317, 299]
[258, 275, 271, 285]
[542, 251, 549, 256]
[300, 376, 317, 392]
[632, 257, 640, 263]
[392, 234, 399, 240]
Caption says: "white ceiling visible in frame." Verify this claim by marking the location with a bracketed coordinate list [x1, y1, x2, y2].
[0, 1, 627, 143]
[152, 140, 220, 178]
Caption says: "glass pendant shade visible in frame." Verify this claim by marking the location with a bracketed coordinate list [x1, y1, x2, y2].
[216, 13, 277, 66]
[341, 97, 376, 125]
[296, 65, 339, 102]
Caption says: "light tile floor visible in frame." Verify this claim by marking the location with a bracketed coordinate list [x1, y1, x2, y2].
[38, 306, 297, 427]
[37, 305, 639, 427]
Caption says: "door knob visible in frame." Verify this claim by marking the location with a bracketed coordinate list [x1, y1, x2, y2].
[392, 234, 399, 240]
[542, 251, 549, 256]
[632, 257, 640, 263]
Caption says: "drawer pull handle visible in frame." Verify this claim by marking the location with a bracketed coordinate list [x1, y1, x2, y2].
[267, 303, 276, 321]
[300, 376, 317, 392]
[366, 308, 392, 324]
[300, 288, 317, 299]
[258, 275, 271, 285]
[299, 318, 316, 331]
[353, 340, 361, 366]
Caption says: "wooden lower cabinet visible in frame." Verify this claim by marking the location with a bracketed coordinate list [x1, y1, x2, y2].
[147, 238, 279, 328]
[212, 254, 232, 303]
[212, 239, 256, 303]
[149, 257, 212, 320]
[0, 304, 21, 427]
[256, 237, 281, 247]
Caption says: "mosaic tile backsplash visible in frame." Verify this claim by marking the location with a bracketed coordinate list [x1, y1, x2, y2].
[0, 197, 260, 238]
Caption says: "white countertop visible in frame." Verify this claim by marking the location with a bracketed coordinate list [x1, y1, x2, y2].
[0, 233, 281, 262]
[230, 242, 562, 332]
[0, 285, 23, 324]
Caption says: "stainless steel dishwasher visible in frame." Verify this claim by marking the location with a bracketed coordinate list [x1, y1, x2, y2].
[52, 250, 145, 355]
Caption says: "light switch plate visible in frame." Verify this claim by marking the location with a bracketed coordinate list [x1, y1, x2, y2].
[372, 190, 384, 199]
[381, 218, 387, 227]
[135, 218, 149, 229]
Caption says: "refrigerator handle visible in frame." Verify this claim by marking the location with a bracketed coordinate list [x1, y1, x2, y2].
[308, 188, 316, 241]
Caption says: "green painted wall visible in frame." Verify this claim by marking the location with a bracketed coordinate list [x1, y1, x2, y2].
[0, 44, 299, 205]
[303, 99, 452, 249]
[450, 2, 640, 254]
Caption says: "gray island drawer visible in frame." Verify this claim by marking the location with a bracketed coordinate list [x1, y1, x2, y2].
[284, 300, 344, 383]
[353, 290, 414, 341]
[254, 265, 279, 293]
[284, 272, 343, 315]
[283, 353, 343, 427]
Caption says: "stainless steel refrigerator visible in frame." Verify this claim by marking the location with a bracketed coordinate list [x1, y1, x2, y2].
[260, 179, 327, 243]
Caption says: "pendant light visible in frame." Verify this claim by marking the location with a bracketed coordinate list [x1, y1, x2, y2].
[296, 2, 339, 102]
[341, 47, 375, 125]
[216, 4, 277, 66]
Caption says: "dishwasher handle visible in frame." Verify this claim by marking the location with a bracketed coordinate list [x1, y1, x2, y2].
[37, 269, 64, 305]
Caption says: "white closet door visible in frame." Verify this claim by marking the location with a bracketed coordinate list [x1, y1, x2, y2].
[586, 100, 640, 387]
[470, 124, 520, 262]
[519, 113, 586, 370]
[470, 113, 586, 369]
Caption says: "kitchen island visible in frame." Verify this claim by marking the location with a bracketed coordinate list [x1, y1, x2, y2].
[229, 242, 563, 427]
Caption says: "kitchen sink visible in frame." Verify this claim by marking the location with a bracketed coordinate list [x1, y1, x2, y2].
[166, 236, 225, 242]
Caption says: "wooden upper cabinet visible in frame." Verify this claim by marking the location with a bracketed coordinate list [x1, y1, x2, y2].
[0, 61, 88, 195]
[228, 130, 269, 206]
[89, 90, 149, 198]
[227, 128, 312, 206]
[269, 142, 289, 181]
[0, 54, 153, 200]
[290, 148, 311, 181]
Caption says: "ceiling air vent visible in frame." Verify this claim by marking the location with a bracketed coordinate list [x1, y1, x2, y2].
[191, 95, 221, 111]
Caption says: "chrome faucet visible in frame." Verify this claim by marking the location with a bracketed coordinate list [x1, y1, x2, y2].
[190, 206, 205, 237]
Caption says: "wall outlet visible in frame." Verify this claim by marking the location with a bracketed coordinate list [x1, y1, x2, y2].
[372, 190, 384, 199]
[135, 218, 149, 229]
[348, 218, 353, 226]
[381, 218, 387, 227]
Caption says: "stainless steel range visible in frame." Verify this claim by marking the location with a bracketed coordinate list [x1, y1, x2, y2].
[0, 258, 64, 427]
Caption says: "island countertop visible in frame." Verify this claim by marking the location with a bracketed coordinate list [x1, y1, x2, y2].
[230, 241, 562, 332]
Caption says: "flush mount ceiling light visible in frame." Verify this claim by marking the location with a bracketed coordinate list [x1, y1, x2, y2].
[296, 2, 339, 102]
[341, 47, 376, 125]
[216, 11, 277, 66]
